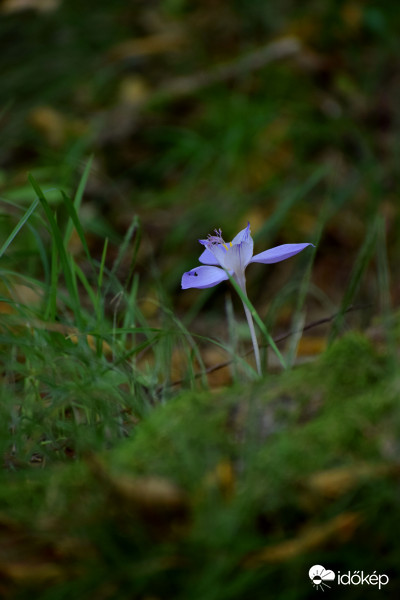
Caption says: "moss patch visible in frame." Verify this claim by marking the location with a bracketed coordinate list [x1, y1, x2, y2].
[1, 333, 399, 599]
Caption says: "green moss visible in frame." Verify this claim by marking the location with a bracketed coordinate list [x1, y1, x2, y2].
[1, 333, 400, 599]
[321, 332, 390, 394]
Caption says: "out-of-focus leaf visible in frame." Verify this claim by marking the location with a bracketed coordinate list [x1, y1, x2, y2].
[87, 455, 189, 520]
[204, 459, 235, 500]
[303, 463, 400, 499]
[1, 0, 59, 13]
[244, 512, 362, 566]
[28, 106, 87, 148]
[109, 32, 185, 61]
[296, 336, 327, 357]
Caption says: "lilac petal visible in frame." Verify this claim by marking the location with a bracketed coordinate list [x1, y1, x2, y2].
[209, 244, 229, 268]
[251, 243, 314, 264]
[223, 240, 253, 273]
[231, 222, 251, 245]
[198, 247, 220, 265]
[181, 266, 229, 289]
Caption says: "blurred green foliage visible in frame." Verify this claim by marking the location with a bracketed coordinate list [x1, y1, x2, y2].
[1, 333, 400, 599]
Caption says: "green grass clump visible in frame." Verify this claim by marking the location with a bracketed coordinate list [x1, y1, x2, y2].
[0, 172, 211, 469]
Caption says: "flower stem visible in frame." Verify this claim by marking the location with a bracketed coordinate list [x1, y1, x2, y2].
[241, 299, 262, 377]
[227, 272, 286, 372]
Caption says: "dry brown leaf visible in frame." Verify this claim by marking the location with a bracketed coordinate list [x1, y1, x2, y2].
[202, 347, 232, 388]
[115, 476, 187, 515]
[0, 300, 14, 315]
[1, 0, 59, 13]
[109, 32, 185, 61]
[28, 106, 87, 148]
[28, 106, 67, 147]
[296, 336, 327, 357]
[304, 463, 399, 499]
[87, 455, 188, 519]
[0, 561, 63, 583]
[67, 332, 113, 357]
[118, 76, 150, 106]
[244, 512, 362, 566]
[1, 282, 43, 310]
[0, 282, 43, 316]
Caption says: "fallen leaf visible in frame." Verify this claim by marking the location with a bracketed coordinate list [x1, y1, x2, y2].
[28, 106, 67, 147]
[87, 455, 188, 519]
[296, 336, 327, 357]
[118, 76, 150, 106]
[303, 463, 399, 499]
[1, 0, 59, 13]
[109, 32, 185, 61]
[244, 512, 362, 566]
[28, 106, 87, 148]
[0, 561, 63, 583]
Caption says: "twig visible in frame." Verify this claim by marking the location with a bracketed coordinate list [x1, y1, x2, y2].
[158, 37, 302, 98]
[167, 304, 370, 388]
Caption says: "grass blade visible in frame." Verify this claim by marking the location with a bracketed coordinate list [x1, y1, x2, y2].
[329, 217, 379, 343]
[0, 198, 39, 259]
[29, 174, 82, 325]
[63, 156, 93, 248]
[62, 190, 94, 267]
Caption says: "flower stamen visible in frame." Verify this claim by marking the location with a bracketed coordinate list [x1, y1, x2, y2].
[207, 228, 225, 246]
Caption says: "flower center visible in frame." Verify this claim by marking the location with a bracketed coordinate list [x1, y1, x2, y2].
[206, 228, 233, 251]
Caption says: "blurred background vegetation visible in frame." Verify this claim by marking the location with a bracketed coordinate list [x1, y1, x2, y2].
[1, 0, 399, 319]
[1, 0, 400, 598]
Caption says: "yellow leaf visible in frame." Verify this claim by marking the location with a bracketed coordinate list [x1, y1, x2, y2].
[0, 561, 63, 583]
[304, 463, 399, 499]
[296, 336, 327, 357]
[204, 460, 235, 499]
[118, 76, 150, 106]
[1, 0, 59, 13]
[87, 455, 188, 518]
[28, 106, 67, 147]
[244, 512, 362, 566]
[109, 32, 185, 61]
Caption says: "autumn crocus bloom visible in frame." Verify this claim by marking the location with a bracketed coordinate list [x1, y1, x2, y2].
[181, 223, 314, 375]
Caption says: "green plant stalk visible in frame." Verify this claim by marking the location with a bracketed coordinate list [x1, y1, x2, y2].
[228, 272, 287, 375]
[63, 156, 93, 250]
[0, 198, 39, 259]
[241, 298, 262, 376]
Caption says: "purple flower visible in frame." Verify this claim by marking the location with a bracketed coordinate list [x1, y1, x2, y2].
[181, 223, 314, 292]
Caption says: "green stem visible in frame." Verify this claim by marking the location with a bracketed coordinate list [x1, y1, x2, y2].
[234, 274, 262, 376]
[228, 271, 287, 372]
[241, 299, 262, 376]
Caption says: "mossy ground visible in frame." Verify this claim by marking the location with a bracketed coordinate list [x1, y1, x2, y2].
[1, 332, 399, 599]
